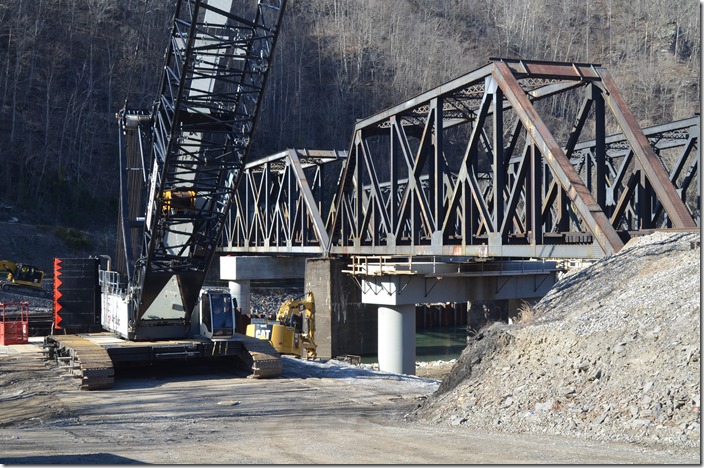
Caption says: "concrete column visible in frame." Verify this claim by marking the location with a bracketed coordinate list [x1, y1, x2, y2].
[305, 258, 378, 359]
[378, 305, 416, 375]
[228, 280, 250, 315]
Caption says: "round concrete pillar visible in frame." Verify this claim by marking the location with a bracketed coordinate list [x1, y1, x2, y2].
[228, 280, 251, 315]
[377, 305, 416, 375]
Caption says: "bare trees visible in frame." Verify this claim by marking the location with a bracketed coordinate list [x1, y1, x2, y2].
[0, 0, 698, 227]
[0, 0, 170, 225]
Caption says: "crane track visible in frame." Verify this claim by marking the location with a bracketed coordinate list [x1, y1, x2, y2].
[42, 334, 279, 387]
[44, 335, 114, 390]
[238, 335, 283, 379]
[0, 283, 51, 299]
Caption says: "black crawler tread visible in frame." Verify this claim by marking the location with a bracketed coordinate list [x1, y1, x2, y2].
[45, 335, 114, 390]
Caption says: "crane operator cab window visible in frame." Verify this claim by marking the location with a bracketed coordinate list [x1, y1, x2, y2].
[201, 292, 235, 338]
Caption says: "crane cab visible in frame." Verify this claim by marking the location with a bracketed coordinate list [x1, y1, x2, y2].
[196, 290, 235, 340]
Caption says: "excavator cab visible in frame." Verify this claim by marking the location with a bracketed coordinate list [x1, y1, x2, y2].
[197, 290, 235, 339]
[246, 292, 317, 359]
[13, 264, 43, 285]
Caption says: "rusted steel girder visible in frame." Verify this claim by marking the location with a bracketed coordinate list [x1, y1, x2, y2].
[491, 61, 624, 256]
[221, 117, 697, 257]
[570, 116, 700, 228]
[221, 60, 697, 260]
[222, 149, 346, 254]
[327, 58, 697, 260]
[596, 70, 696, 229]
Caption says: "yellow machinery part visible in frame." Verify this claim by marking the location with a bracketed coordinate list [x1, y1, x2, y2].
[246, 291, 318, 360]
[163, 190, 196, 214]
[1, 260, 44, 290]
[246, 323, 300, 356]
[270, 323, 300, 356]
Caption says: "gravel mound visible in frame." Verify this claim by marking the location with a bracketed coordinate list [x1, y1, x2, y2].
[249, 287, 304, 316]
[410, 231, 700, 448]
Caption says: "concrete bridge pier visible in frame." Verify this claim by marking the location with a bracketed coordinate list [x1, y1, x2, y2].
[378, 305, 416, 375]
[220, 255, 306, 317]
[361, 260, 560, 376]
[228, 280, 251, 314]
[304, 258, 378, 360]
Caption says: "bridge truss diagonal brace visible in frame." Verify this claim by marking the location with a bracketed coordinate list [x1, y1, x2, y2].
[491, 61, 625, 256]
[391, 110, 437, 242]
[285, 149, 331, 250]
[595, 68, 696, 229]
[441, 79, 496, 235]
[356, 133, 393, 242]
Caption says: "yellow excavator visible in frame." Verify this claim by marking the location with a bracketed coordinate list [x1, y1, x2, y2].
[0, 260, 49, 298]
[246, 292, 317, 359]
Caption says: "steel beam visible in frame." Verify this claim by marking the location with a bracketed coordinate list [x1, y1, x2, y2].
[222, 149, 345, 254]
[491, 61, 624, 256]
[596, 68, 696, 228]
[221, 59, 697, 262]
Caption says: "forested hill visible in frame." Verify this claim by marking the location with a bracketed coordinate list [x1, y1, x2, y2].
[0, 0, 699, 228]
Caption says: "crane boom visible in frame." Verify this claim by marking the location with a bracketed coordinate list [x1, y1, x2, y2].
[112, 0, 286, 340]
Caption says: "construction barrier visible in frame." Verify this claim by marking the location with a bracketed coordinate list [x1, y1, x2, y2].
[0, 302, 29, 345]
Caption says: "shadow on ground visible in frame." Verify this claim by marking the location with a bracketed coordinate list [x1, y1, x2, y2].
[0, 453, 146, 464]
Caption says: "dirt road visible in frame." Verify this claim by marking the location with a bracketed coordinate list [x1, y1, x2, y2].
[0, 340, 698, 464]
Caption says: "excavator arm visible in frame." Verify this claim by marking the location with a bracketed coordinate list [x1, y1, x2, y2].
[275, 292, 317, 359]
[0, 260, 17, 275]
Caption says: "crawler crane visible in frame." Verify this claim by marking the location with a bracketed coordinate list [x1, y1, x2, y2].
[44, 0, 287, 389]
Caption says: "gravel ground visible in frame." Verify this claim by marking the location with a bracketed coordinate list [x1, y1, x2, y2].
[410, 231, 700, 454]
[1, 229, 699, 461]
[0, 343, 698, 464]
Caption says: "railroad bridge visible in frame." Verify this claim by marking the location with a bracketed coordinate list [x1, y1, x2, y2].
[219, 58, 699, 373]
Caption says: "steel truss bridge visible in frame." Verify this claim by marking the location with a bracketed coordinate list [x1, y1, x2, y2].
[222, 58, 699, 261]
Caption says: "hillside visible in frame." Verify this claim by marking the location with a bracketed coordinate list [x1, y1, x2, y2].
[0, 0, 699, 225]
[411, 231, 701, 448]
[0, 221, 115, 274]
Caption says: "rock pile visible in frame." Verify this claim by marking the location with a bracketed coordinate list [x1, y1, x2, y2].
[249, 288, 304, 316]
[410, 231, 700, 448]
